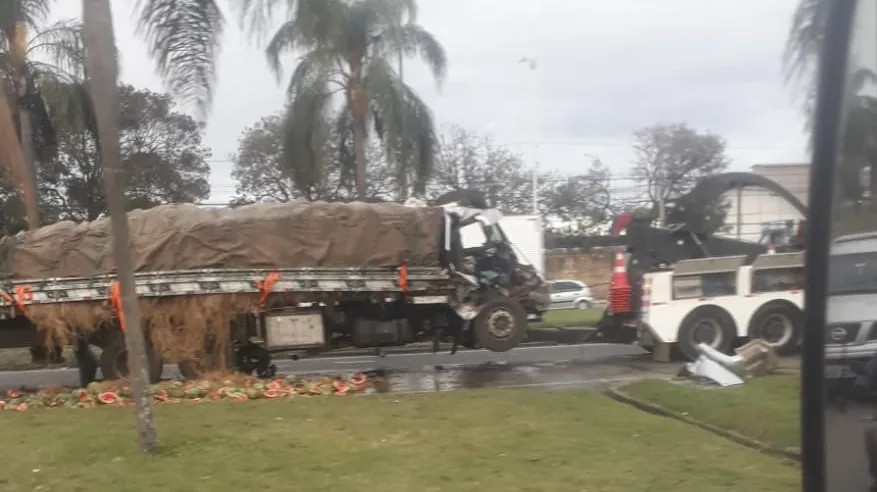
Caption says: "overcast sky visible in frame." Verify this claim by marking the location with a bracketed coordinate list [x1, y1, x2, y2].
[51, 0, 810, 203]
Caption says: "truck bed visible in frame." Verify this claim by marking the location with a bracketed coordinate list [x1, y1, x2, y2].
[0, 266, 451, 309]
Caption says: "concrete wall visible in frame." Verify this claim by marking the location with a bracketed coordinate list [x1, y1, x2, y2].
[545, 248, 614, 299]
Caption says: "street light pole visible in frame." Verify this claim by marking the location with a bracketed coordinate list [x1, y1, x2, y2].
[519, 57, 539, 214]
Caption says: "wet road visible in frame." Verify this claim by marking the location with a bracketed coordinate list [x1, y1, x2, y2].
[0, 343, 651, 391]
[826, 403, 876, 492]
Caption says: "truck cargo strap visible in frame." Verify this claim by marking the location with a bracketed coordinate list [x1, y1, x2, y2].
[0, 267, 449, 308]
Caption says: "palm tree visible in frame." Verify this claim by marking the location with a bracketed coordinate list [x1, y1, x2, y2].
[79, 0, 229, 455]
[1, 18, 89, 230]
[265, 0, 447, 199]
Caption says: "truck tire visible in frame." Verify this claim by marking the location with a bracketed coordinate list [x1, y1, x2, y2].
[677, 305, 736, 361]
[473, 296, 527, 352]
[74, 338, 99, 388]
[747, 301, 802, 355]
[100, 330, 163, 384]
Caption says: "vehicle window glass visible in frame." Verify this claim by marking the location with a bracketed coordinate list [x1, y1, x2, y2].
[828, 252, 877, 296]
[751, 267, 805, 293]
[672, 272, 737, 299]
[459, 223, 487, 249]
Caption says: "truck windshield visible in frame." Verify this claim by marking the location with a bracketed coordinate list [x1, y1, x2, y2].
[828, 252, 877, 296]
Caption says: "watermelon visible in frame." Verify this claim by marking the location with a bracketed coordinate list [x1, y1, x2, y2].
[333, 381, 350, 395]
[86, 381, 103, 394]
[74, 389, 91, 402]
[0, 401, 5, 411]
[98, 392, 119, 405]
[6, 390, 21, 399]
[350, 373, 367, 386]
[14, 402, 28, 412]
[167, 387, 186, 399]
[232, 394, 248, 403]
[263, 389, 279, 399]
[245, 388, 262, 400]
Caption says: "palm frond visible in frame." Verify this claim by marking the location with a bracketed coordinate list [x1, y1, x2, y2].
[360, 0, 417, 25]
[378, 22, 446, 86]
[783, 0, 830, 84]
[265, 0, 347, 80]
[234, 0, 288, 42]
[0, 0, 52, 34]
[284, 48, 340, 94]
[364, 57, 437, 191]
[133, 0, 225, 120]
[25, 19, 85, 80]
[282, 73, 334, 194]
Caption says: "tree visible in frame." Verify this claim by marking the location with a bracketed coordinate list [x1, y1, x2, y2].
[48, 84, 211, 221]
[540, 159, 613, 235]
[1, 2, 87, 229]
[231, 110, 393, 204]
[426, 125, 534, 213]
[630, 123, 731, 226]
[265, 0, 447, 199]
[81, 0, 157, 454]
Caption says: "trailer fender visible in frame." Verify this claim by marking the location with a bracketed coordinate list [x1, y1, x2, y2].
[746, 300, 802, 355]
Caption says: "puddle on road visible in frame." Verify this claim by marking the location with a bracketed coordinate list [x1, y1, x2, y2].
[346, 358, 668, 395]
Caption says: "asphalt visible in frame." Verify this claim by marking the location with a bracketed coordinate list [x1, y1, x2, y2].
[0, 343, 650, 391]
[826, 402, 877, 491]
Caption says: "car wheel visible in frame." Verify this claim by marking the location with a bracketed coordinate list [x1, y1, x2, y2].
[575, 300, 592, 310]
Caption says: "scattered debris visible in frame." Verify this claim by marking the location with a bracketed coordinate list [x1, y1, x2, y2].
[680, 339, 778, 387]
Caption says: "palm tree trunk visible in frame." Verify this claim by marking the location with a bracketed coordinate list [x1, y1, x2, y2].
[10, 22, 40, 230]
[0, 95, 29, 217]
[353, 117, 367, 199]
[348, 76, 368, 199]
[81, 0, 159, 454]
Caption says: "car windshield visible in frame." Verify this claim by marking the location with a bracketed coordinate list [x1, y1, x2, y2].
[828, 252, 877, 296]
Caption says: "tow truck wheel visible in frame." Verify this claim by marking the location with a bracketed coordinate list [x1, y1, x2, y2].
[677, 306, 735, 361]
[747, 301, 802, 355]
[473, 296, 527, 352]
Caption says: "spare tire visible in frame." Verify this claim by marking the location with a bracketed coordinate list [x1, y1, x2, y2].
[433, 189, 490, 209]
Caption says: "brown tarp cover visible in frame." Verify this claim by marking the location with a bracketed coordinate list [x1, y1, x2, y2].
[0, 201, 446, 280]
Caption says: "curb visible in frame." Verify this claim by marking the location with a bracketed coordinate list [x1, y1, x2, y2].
[605, 385, 801, 463]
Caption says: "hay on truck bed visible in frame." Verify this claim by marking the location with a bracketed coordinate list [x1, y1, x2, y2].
[0, 201, 446, 363]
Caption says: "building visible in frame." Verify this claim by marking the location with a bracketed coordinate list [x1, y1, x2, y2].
[720, 163, 809, 243]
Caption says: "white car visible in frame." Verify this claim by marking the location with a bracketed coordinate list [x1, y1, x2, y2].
[549, 280, 594, 310]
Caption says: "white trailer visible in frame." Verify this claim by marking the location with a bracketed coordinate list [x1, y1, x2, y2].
[636, 250, 805, 361]
[496, 215, 545, 278]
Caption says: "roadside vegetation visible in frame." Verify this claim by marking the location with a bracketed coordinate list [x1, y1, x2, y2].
[622, 375, 800, 450]
[0, 388, 798, 492]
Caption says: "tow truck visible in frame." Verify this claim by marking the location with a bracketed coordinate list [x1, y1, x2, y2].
[592, 172, 809, 361]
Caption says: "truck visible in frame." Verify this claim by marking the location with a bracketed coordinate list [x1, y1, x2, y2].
[0, 199, 549, 386]
[593, 172, 808, 361]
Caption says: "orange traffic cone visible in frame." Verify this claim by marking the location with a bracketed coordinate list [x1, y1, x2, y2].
[608, 251, 632, 314]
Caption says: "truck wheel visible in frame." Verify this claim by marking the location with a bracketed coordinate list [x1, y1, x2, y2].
[178, 355, 222, 380]
[748, 301, 802, 355]
[473, 296, 527, 352]
[677, 306, 736, 361]
[74, 338, 99, 388]
[100, 330, 163, 384]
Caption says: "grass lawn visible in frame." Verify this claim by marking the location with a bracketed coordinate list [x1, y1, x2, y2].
[530, 308, 604, 330]
[621, 375, 800, 451]
[0, 389, 797, 492]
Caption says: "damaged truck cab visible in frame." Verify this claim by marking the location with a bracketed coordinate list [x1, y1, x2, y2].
[0, 200, 547, 386]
